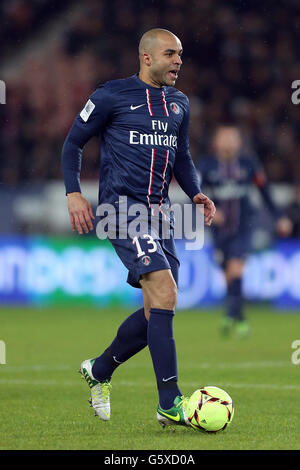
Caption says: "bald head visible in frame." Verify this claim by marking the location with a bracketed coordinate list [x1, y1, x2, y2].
[138, 28, 183, 88]
[138, 29, 179, 56]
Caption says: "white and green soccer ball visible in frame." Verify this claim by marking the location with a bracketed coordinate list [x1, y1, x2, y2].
[186, 386, 234, 432]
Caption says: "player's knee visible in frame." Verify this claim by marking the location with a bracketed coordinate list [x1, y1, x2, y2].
[153, 279, 177, 310]
[141, 270, 178, 312]
[226, 259, 244, 282]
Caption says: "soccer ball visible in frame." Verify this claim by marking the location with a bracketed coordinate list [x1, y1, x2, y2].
[186, 386, 234, 432]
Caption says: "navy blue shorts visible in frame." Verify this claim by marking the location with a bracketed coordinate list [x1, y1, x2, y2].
[108, 227, 180, 289]
[214, 231, 252, 268]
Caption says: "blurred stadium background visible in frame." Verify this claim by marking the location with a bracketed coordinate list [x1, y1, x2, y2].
[1, 0, 300, 311]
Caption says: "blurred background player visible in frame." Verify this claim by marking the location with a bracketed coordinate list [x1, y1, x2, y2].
[197, 124, 292, 337]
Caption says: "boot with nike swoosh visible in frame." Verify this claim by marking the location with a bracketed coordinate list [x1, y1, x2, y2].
[157, 395, 190, 428]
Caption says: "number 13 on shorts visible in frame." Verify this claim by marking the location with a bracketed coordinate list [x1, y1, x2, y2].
[132, 234, 158, 258]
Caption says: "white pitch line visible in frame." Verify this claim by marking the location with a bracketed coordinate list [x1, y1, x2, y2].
[117, 380, 300, 391]
[216, 382, 300, 391]
[0, 364, 71, 372]
[0, 379, 75, 385]
[0, 360, 292, 373]
[185, 360, 291, 370]
[0, 379, 299, 391]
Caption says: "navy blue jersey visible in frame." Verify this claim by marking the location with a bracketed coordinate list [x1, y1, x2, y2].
[198, 154, 280, 237]
[62, 74, 200, 212]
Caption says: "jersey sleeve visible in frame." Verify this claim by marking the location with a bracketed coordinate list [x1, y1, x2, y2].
[61, 86, 115, 194]
[250, 155, 281, 218]
[173, 98, 201, 201]
[251, 154, 268, 188]
[197, 158, 208, 187]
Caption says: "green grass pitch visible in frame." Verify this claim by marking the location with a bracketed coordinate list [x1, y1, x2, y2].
[0, 304, 300, 450]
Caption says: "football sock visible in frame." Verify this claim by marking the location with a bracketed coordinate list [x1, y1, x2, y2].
[92, 307, 148, 382]
[147, 307, 182, 409]
[226, 278, 243, 321]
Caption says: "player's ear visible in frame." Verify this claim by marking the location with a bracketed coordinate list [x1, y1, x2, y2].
[143, 52, 152, 67]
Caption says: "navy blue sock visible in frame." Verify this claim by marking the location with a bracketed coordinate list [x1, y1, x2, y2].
[226, 278, 243, 321]
[147, 307, 181, 409]
[92, 308, 148, 382]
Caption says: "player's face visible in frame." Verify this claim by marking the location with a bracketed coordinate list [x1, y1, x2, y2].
[149, 36, 183, 87]
[213, 128, 242, 160]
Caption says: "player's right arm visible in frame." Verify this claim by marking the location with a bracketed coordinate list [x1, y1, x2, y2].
[61, 86, 114, 234]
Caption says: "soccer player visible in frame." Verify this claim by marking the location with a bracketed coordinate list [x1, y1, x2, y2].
[61, 28, 215, 427]
[197, 125, 292, 337]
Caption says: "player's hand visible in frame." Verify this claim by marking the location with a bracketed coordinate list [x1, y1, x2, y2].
[67, 192, 95, 235]
[193, 192, 216, 226]
[276, 217, 293, 238]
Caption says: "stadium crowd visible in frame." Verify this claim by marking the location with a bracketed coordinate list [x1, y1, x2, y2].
[1, 0, 300, 188]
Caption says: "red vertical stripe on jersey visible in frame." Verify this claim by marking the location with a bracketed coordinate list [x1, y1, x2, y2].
[159, 149, 169, 208]
[146, 89, 154, 116]
[161, 90, 169, 117]
[147, 149, 156, 212]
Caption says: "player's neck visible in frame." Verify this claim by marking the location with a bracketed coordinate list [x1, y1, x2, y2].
[137, 71, 163, 89]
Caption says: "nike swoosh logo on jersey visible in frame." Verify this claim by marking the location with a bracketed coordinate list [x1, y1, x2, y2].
[130, 103, 146, 110]
[159, 410, 181, 422]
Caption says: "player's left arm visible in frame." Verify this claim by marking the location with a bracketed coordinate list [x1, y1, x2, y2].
[173, 98, 215, 226]
[252, 158, 293, 237]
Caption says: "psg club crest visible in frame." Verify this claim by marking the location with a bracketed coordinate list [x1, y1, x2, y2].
[141, 255, 151, 266]
[170, 102, 180, 114]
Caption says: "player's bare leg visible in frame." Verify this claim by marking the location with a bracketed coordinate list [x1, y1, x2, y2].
[140, 268, 177, 318]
